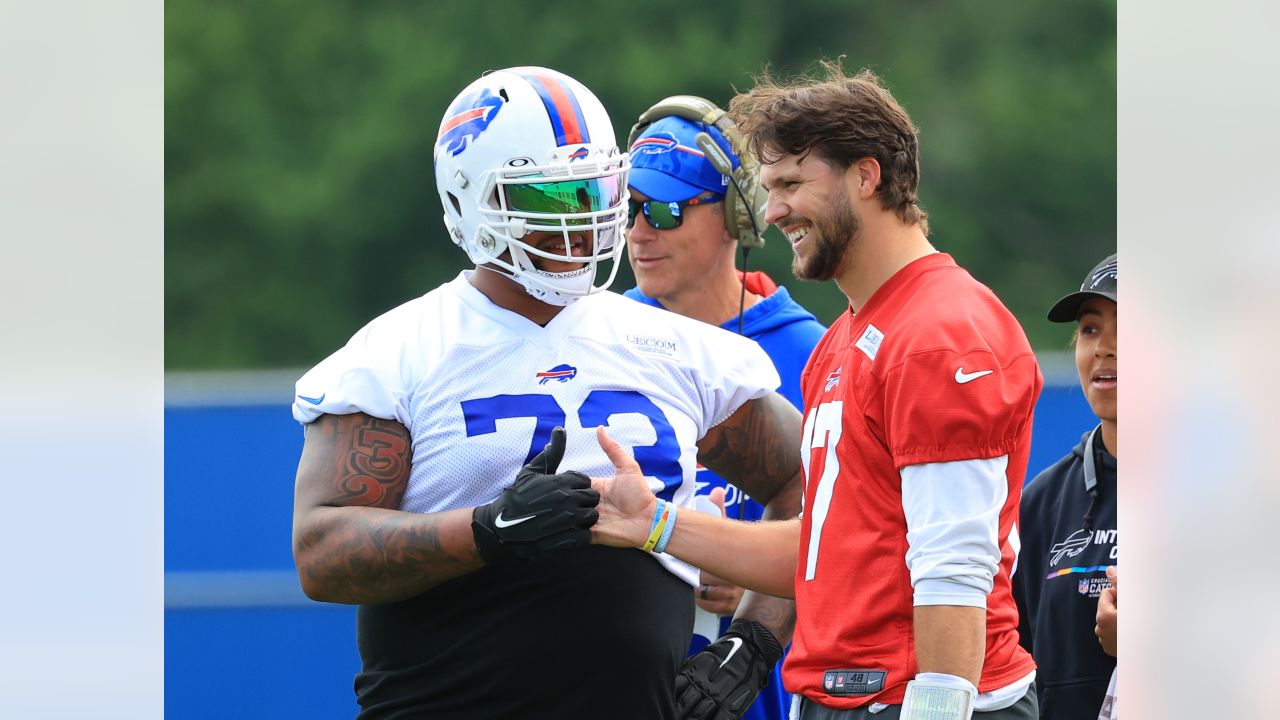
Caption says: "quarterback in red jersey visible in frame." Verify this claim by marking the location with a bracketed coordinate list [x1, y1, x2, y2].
[592, 60, 1041, 720]
[787, 253, 1040, 714]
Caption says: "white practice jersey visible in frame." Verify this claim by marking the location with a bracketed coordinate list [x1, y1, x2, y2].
[293, 271, 780, 585]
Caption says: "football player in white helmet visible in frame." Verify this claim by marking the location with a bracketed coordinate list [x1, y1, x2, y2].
[290, 66, 804, 720]
[434, 67, 629, 307]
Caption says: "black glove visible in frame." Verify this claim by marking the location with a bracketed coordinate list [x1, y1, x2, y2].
[675, 620, 783, 720]
[472, 427, 600, 565]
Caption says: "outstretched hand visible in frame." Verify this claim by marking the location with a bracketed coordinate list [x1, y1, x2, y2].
[590, 425, 660, 549]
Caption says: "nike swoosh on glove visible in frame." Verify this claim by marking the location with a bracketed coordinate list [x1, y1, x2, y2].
[472, 426, 600, 565]
[675, 620, 783, 720]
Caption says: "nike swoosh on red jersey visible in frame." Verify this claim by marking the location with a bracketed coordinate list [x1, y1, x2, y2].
[954, 368, 994, 384]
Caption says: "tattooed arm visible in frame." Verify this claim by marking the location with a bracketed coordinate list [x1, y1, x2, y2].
[592, 392, 803, 600]
[292, 412, 482, 605]
[697, 392, 804, 518]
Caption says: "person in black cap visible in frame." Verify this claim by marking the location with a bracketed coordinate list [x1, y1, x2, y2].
[1012, 254, 1118, 720]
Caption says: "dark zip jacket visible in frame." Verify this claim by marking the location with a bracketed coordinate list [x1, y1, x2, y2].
[1013, 428, 1117, 720]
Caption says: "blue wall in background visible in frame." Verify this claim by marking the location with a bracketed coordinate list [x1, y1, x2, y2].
[164, 379, 1096, 719]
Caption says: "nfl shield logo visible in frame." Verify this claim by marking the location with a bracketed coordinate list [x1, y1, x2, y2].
[824, 674, 834, 690]
[1079, 578, 1091, 595]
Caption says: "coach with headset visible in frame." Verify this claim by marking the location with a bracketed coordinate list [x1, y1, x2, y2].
[623, 96, 828, 720]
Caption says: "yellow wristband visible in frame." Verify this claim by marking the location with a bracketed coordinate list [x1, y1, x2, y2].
[642, 501, 669, 552]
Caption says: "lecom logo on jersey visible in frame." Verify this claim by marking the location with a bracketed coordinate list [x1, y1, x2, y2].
[626, 334, 678, 357]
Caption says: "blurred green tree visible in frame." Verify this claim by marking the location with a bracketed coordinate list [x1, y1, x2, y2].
[166, 0, 1115, 368]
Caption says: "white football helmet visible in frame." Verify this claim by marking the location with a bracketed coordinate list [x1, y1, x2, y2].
[434, 67, 630, 305]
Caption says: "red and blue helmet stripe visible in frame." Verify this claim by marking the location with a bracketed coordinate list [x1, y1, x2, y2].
[517, 70, 592, 147]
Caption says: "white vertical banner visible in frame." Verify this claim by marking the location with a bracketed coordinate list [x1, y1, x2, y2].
[0, 1, 164, 717]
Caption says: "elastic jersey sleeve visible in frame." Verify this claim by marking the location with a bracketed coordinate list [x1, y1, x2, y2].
[698, 332, 781, 430]
[880, 348, 1038, 467]
[292, 315, 414, 426]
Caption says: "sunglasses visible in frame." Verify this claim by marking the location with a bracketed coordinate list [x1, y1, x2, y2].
[626, 194, 722, 230]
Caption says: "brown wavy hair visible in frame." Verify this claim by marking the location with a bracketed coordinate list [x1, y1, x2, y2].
[727, 59, 928, 234]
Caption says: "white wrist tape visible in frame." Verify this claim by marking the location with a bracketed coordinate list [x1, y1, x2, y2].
[900, 672, 977, 720]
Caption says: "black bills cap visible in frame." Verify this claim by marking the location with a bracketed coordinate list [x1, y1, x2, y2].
[1047, 253, 1117, 323]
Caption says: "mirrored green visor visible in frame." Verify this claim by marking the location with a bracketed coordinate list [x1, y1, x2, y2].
[504, 176, 624, 226]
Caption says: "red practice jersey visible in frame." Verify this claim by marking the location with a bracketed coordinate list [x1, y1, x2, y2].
[783, 253, 1042, 709]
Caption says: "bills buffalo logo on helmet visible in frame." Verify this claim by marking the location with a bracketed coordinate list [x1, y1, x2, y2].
[437, 87, 505, 157]
[536, 364, 578, 384]
[568, 146, 590, 162]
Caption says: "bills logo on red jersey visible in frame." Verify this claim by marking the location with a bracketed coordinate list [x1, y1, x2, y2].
[825, 367, 842, 392]
[437, 87, 505, 157]
[536, 364, 578, 384]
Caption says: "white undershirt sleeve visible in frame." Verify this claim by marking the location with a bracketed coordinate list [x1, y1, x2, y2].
[901, 456, 1009, 608]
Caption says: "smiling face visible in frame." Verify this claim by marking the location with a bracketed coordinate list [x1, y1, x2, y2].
[522, 230, 594, 274]
[760, 152, 857, 281]
[1075, 297, 1118, 423]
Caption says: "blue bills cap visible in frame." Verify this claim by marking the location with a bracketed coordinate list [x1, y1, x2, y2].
[627, 116, 735, 202]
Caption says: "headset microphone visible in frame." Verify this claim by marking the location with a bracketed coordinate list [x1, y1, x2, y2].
[695, 132, 734, 177]
[696, 130, 764, 335]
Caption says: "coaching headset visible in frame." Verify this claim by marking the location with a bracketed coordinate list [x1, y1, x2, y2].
[626, 95, 768, 250]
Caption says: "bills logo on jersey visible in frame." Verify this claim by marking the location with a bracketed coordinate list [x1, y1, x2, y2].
[568, 146, 590, 162]
[536, 364, 578, 384]
[437, 87, 505, 157]
[825, 367, 842, 392]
